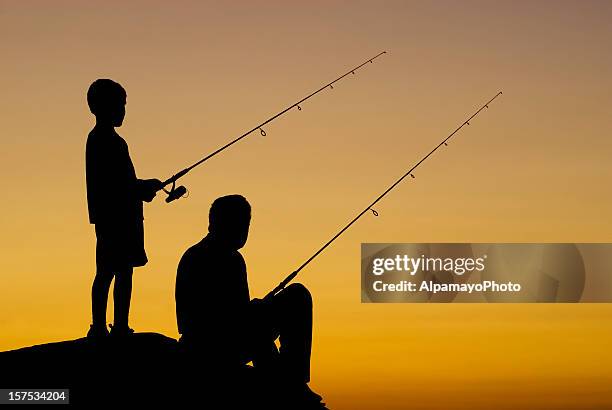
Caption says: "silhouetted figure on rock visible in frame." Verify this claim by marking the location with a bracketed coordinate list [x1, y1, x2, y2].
[175, 195, 324, 407]
[85, 79, 162, 339]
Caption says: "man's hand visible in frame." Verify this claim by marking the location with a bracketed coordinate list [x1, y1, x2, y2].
[250, 297, 272, 314]
[249, 297, 274, 330]
[251, 297, 264, 306]
[141, 178, 163, 202]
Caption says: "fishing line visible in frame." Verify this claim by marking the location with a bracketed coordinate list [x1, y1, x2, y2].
[160, 51, 388, 202]
[265, 91, 503, 299]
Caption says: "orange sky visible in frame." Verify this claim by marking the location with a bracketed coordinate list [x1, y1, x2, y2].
[1, 1, 612, 408]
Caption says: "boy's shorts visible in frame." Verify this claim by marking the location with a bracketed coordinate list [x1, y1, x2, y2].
[95, 221, 148, 271]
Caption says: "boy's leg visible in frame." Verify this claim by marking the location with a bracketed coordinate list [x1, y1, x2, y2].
[91, 269, 114, 327]
[113, 267, 134, 329]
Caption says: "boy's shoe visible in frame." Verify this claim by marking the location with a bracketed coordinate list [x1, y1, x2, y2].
[299, 383, 323, 405]
[284, 382, 325, 408]
[304, 384, 323, 402]
[86, 324, 109, 340]
[109, 324, 135, 338]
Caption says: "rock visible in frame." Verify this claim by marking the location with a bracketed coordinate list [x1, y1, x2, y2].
[0, 333, 250, 405]
[0, 333, 326, 408]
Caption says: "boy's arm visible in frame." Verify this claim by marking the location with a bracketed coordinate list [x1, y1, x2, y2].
[135, 178, 163, 202]
[118, 136, 161, 202]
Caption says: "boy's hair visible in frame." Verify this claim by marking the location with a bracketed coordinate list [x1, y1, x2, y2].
[209, 195, 251, 232]
[87, 79, 126, 115]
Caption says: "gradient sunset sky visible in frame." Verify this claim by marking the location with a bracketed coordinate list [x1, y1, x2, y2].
[2, 1, 612, 408]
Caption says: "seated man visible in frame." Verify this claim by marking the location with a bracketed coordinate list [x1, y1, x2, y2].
[175, 195, 323, 405]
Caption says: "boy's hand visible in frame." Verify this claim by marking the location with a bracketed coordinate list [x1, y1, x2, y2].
[147, 178, 163, 192]
[141, 179, 162, 202]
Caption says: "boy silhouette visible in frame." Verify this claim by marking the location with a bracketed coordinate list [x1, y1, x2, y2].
[85, 79, 161, 339]
[175, 195, 324, 406]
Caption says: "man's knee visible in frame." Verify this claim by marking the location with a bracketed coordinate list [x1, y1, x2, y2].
[283, 283, 312, 308]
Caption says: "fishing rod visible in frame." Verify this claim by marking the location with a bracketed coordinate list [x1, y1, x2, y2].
[160, 51, 388, 203]
[264, 91, 503, 299]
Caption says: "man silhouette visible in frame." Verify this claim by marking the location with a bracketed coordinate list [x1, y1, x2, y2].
[85, 79, 161, 339]
[175, 195, 323, 406]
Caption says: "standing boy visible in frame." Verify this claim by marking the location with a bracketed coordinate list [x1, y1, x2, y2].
[85, 79, 161, 339]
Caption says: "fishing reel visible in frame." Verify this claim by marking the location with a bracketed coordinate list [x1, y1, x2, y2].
[163, 181, 188, 203]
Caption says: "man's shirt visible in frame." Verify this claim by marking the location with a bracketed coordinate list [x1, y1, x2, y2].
[175, 235, 251, 344]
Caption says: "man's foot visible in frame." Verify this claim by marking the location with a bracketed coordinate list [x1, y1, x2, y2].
[109, 324, 135, 338]
[86, 324, 109, 340]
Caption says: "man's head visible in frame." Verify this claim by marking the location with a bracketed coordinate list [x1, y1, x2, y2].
[208, 195, 251, 250]
[87, 79, 126, 127]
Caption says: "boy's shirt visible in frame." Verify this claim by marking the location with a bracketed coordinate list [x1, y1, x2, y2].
[86, 127, 144, 226]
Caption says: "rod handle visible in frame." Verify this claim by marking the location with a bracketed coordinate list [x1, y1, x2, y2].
[161, 168, 190, 191]
[264, 270, 299, 300]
